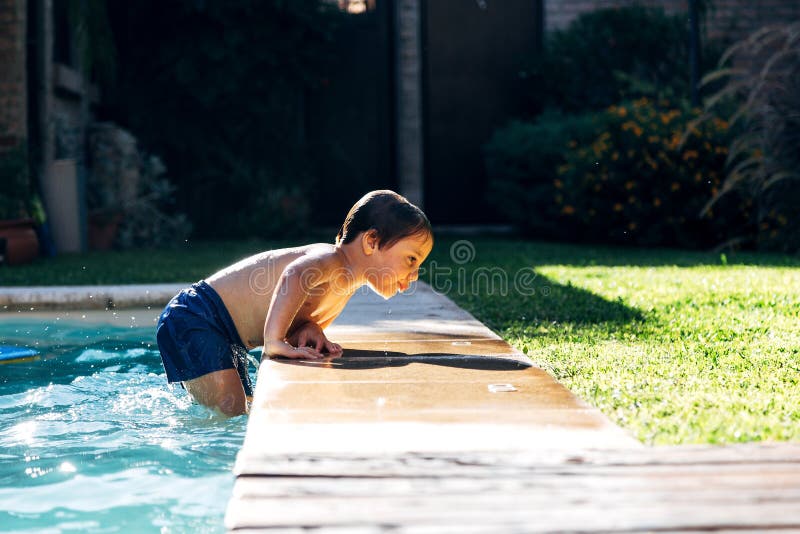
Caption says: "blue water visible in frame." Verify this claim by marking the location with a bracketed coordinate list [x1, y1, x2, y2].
[0, 313, 253, 533]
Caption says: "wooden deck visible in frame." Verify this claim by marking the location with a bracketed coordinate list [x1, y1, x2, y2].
[226, 284, 800, 532]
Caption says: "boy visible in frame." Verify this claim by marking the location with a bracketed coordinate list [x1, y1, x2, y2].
[157, 190, 433, 416]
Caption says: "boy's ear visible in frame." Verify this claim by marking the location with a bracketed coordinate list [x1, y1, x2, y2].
[361, 230, 378, 255]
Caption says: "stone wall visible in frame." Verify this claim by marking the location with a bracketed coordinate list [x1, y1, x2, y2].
[545, 0, 800, 44]
[0, 0, 27, 149]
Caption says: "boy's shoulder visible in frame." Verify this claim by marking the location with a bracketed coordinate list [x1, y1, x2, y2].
[285, 244, 345, 277]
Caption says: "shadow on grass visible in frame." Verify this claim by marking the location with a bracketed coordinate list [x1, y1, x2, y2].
[424, 270, 644, 330]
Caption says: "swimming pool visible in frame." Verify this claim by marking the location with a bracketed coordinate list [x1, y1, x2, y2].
[0, 310, 254, 533]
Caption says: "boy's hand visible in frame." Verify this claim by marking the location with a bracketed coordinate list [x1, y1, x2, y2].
[287, 322, 343, 356]
[264, 339, 325, 360]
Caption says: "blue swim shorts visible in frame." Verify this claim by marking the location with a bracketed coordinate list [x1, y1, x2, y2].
[156, 280, 253, 397]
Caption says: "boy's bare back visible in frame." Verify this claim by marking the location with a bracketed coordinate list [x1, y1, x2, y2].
[206, 244, 351, 350]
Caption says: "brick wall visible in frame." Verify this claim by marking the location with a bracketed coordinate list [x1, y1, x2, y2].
[545, 0, 800, 44]
[0, 0, 27, 149]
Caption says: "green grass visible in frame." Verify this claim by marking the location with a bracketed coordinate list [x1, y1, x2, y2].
[3, 236, 799, 445]
[423, 238, 800, 445]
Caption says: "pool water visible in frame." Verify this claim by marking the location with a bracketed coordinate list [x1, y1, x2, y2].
[0, 313, 255, 533]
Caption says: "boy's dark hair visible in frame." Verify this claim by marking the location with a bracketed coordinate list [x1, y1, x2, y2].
[336, 190, 432, 249]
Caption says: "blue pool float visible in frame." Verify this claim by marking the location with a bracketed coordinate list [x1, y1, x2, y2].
[0, 345, 40, 364]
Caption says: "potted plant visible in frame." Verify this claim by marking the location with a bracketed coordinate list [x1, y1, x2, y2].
[0, 142, 41, 265]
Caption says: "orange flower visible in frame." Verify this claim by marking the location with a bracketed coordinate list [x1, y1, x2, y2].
[671, 182, 681, 192]
[712, 117, 729, 130]
[653, 197, 662, 207]
[613, 203, 624, 212]
[554, 179, 564, 189]
[625, 181, 635, 190]
[628, 222, 637, 230]
[561, 205, 576, 215]
[621, 121, 644, 137]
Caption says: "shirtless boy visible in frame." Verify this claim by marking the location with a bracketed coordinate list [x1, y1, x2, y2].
[156, 190, 433, 416]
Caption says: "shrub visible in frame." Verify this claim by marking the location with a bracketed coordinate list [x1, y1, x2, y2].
[519, 6, 722, 115]
[696, 22, 800, 252]
[88, 123, 191, 249]
[559, 99, 751, 247]
[486, 99, 752, 248]
[0, 142, 45, 224]
[0, 144, 31, 220]
[104, 1, 339, 238]
[485, 112, 609, 237]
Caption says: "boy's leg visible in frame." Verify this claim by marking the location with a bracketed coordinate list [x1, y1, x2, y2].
[184, 369, 247, 417]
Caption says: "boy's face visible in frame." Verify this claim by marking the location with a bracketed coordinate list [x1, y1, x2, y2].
[365, 232, 433, 300]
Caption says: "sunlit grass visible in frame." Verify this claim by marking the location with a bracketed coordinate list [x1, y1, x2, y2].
[424, 238, 800, 445]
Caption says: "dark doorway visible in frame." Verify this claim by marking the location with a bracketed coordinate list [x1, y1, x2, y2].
[308, 1, 396, 225]
[422, 0, 542, 224]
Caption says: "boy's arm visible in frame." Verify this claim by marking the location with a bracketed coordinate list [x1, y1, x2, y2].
[262, 256, 327, 360]
[287, 320, 343, 356]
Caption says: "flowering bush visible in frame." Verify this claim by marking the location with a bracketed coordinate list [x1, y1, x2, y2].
[487, 99, 753, 248]
[485, 98, 754, 247]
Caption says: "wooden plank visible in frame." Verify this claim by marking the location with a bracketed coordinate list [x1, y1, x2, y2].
[232, 467, 800, 497]
[226, 495, 800, 531]
[235, 445, 800, 478]
[232, 528, 797, 534]
[227, 445, 800, 530]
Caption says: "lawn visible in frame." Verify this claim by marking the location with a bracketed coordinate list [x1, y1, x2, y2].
[422, 238, 800, 445]
[2, 236, 799, 445]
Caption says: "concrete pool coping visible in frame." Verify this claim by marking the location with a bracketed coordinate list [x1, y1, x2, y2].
[0, 283, 188, 311]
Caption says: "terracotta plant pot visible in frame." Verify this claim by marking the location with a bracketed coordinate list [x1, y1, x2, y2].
[0, 218, 39, 265]
[88, 212, 124, 250]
